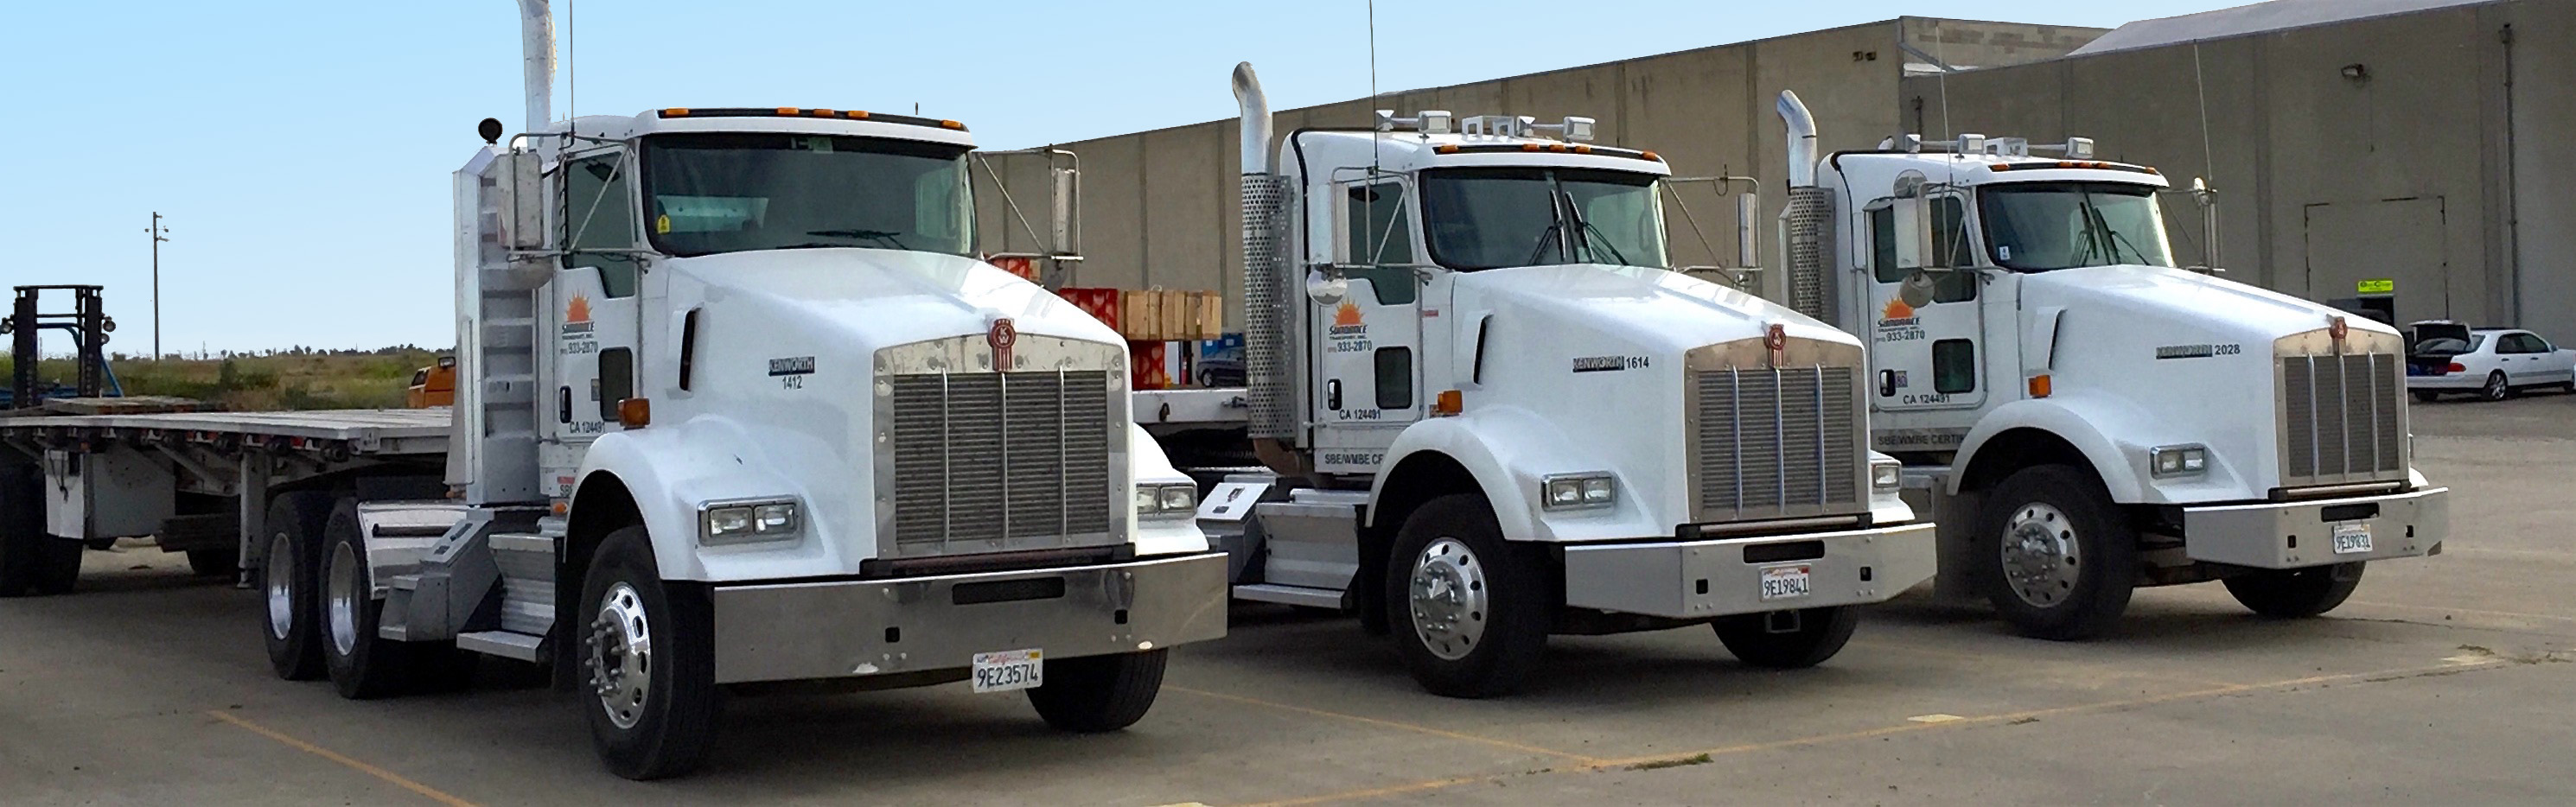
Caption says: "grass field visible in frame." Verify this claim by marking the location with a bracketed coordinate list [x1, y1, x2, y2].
[2, 351, 443, 411]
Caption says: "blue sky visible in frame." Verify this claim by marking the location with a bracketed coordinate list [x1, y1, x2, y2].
[0, 1, 2242, 355]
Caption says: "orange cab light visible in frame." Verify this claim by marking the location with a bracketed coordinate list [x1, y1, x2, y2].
[1573, 144, 1593, 155]
[777, 107, 801, 116]
[2027, 375, 2053, 398]
[661, 107, 691, 118]
[1989, 163, 2014, 172]
[846, 110, 870, 119]
[940, 119, 966, 130]
[1547, 143, 1568, 152]
[551, 499, 570, 515]
[1434, 143, 1460, 154]
[1521, 143, 1542, 152]
[1433, 390, 1464, 416]
[618, 397, 652, 428]
[813, 109, 835, 117]
[2146, 167, 2161, 175]
[1641, 150, 1661, 162]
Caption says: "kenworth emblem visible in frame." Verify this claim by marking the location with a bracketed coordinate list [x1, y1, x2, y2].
[988, 317, 1018, 369]
[1765, 322, 1789, 367]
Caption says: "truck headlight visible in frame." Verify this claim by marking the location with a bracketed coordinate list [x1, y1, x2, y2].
[700, 498, 800, 544]
[1871, 459, 1903, 492]
[2151, 445, 2208, 478]
[1137, 483, 1198, 519]
[1543, 473, 1615, 511]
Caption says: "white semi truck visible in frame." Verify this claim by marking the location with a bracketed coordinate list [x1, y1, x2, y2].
[1129, 65, 1938, 698]
[0, 3, 1227, 780]
[1769, 91, 2450, 639]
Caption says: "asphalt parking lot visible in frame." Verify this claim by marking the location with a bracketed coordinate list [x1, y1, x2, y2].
[3, 394, 2570, 806]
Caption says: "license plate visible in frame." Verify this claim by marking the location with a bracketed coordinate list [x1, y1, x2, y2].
[2331, 523, 2374, 555]
[971, 648, 1043, 693]
[1759, 564, 1813, 600]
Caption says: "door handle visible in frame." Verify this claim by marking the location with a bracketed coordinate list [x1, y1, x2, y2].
[558, 386, 573, 423]
[1878, 369, 1898, 397]
[1326, 379, 1343, 410]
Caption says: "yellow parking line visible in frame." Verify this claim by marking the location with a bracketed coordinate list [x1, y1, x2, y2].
[208, 710, 478, 807]
[1168, 685, 1605, 766]
[1238, 658, 2510, 806]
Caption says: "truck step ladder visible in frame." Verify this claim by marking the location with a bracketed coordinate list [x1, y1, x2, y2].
[1230, 583, 1344, 609]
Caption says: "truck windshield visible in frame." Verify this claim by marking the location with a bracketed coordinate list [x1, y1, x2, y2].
[1978, 181, 2174, 272]
[639, 133, 973, 257]
[1419, 167, 1669, 270]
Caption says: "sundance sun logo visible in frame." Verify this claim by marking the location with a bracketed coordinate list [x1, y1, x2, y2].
[1329, 301, 1367, 338]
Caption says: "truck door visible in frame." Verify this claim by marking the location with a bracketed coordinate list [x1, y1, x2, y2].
[544, 147, 645, 497]
[1862, 193, 1986, 423]
[1310, 177, 1424, 475]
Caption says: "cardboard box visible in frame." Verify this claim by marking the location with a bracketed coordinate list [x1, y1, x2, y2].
[1158, 289, 1192, 341]
[1193, 292, 1226, 340]
[1122, 290, 1164, 340]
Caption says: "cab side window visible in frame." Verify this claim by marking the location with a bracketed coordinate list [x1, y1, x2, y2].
[1867, 198, 1976, 302]
[564, 153, 640, 298]
[1343, 182, 1418, 305]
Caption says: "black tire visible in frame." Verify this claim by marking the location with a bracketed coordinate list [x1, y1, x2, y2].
[1026, 650, 1169, 733]
[0, 462, 81, 598]
[259, 492, 334, 681]
[188, 546, 239, 578]
[320, 499, 411, 700]
[2481, 371, 2510, 402]
[2413, 390, 2441, 404]
[580, 525, 719, 781]
[1383, 493, 1551, 698]
[1974, 465, 2139, 641]
[2223, 562, 2365, 618]
[1712, 606, 1860, 669]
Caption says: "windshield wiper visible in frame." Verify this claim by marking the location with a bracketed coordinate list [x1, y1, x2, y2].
[1562, 195, 1632, 266]
[807, 228, 910, 250]
[1525, 218, 1570, 265]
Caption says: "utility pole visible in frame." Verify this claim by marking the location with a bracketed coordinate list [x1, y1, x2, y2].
[145, 212, 169, 359]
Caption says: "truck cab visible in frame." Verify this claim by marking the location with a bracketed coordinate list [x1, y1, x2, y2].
[1776, 91, 2450, 639]
[1215, 64, 1935, 697]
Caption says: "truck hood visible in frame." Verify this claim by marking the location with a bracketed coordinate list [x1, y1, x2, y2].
[2021, 264, 2400, 344]
[1457, 264, 1856, 353]
[666, 247, 1124, 351]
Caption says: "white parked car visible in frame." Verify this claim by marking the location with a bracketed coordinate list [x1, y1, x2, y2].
[2405, 322, 2576, 402]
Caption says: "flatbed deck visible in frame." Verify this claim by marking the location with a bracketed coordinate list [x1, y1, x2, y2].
[0, 408, 451, 456]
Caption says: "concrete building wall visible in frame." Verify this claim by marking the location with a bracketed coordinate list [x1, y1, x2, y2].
[973, 19, 2106, 328]
[1902, 0, 2569, 342]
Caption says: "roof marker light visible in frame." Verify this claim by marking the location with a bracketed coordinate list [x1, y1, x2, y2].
[662, 107, 691, 117]
[776, 107, 801, 115]
[940, 119, 965, 130]
[2065, 137, 2096, 160]
[846, 111, 870, 119]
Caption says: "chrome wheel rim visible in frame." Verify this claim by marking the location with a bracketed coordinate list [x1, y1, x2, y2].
[1407, 538, 1489, 661]
[588, 582, 653, 730]
[325, 541, 360, 657]
[1999, 503, 2081, 608]
[264, 531, 296, 641]
[2485, 374, 2506, 399]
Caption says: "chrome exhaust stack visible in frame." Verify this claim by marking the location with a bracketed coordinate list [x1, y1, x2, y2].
[1776, 91, 1834, 323]
[518, 0, 554, 132]
[1235, 62, 1298, 444]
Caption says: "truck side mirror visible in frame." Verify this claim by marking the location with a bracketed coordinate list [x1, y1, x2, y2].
[1890, 195, 1934, 271]
[1304, 268, 1348, 305]
[491, 151, 547, 252]
[1733, 192, 1759, 270]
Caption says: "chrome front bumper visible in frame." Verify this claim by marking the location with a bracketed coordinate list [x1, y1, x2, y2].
[708, 552, 1229, 684]
[2183, 486, 2450, 569]
[1560, 522, 1938, 619]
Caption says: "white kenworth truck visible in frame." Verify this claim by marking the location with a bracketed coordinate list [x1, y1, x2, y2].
[1151, 65, 1936, 697]
[0, 3, 1227, 780]
[1769, 91, 2450, 639]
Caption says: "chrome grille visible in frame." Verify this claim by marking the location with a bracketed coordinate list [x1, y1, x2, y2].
[1693, 366, 1863, 517]
[889, 371, 1114, 553]
[2281, 353, 2405, 485]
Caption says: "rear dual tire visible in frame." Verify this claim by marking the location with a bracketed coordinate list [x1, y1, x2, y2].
[317, 499, 477, 700]
[0, 461, 80, 598]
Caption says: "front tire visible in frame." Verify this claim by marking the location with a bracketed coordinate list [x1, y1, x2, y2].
[1026, 650, 1169, 733]
[1383, 494, 1550, 698]
[580, 525, 719, 781]
[260, 492, 334, 680]
[2481, 371, 2510, 402]
[1712, 606, 1859, 668]
[2223, 562, 2365, 618]
[1974, 466, 2139, 641]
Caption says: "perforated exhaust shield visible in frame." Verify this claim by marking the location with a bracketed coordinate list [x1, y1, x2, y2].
[1241, 174, 1298, 440]
[1784, 187, 1835, 323]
